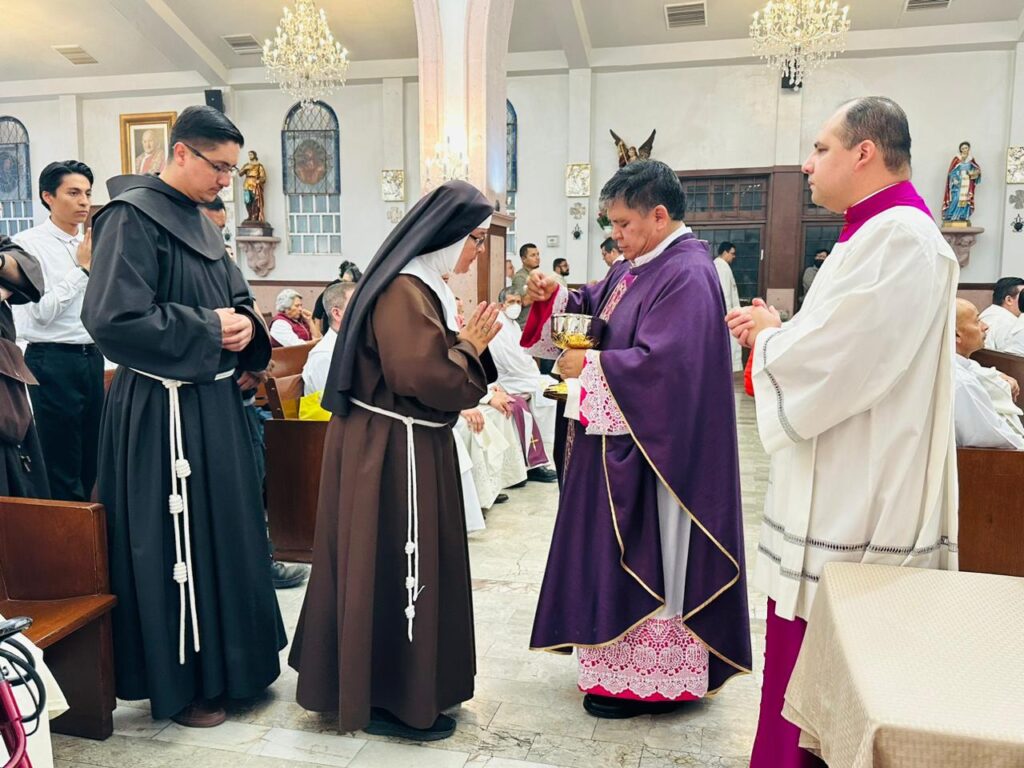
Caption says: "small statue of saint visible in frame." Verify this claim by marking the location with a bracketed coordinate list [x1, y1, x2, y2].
[239, 150, 267, 224]
[942, 141, 981, 225]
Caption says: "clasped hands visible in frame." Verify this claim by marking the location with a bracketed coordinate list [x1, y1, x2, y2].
[214, 307, 255, 351]
[725, 298, 782, 349]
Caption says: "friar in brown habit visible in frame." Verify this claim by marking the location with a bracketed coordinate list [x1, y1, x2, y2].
[289, 180, 500, 740]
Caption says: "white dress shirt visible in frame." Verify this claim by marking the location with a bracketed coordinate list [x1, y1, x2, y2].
[12, 218, 91, 344]
[301, 327, 336, 395]
[953, 354, 1024, 450]
[270, 318, 306, 348]
[979, 304, 1018, 351]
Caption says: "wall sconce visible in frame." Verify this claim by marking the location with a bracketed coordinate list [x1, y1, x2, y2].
[1012, 214, 1024, 233]
[572, 224, 582, 240]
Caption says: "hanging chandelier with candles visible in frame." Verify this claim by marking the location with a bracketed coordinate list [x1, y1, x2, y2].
[750, 0, 851, 89]
[263, 0, 350, 108]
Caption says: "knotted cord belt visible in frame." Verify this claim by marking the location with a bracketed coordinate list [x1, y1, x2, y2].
[350, 398, 447, 642]
[132, 367, 235, 664]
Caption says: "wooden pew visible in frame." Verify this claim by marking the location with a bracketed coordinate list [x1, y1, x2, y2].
[263, 347, 326, 563]
[0, 498, 117, 740]
[957, 349, 1024, 577]
[255, 340, 317, 407]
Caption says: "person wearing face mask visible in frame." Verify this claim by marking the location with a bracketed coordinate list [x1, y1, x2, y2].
[289, 181, 501, 742]
[520, 160, 750, 719]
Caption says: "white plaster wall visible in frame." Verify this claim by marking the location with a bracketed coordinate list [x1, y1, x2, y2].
[589, 65, 780, 278]
[507, 75, 570, 271]
[801, 50, 1014, 283]
[233, 83, 394, 282]
[81, 92, 207, 205]
[0, 100, 64, 226]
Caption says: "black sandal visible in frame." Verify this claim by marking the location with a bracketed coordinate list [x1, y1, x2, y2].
[364, 708, 456, 741]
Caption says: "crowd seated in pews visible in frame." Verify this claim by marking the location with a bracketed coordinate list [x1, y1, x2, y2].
[954, 299, 1024, 450]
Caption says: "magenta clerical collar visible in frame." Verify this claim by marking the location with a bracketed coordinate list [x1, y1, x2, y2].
[838, 180, 932, 243]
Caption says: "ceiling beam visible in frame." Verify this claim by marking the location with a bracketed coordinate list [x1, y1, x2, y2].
[105, 0, 229, 86]
[548, 0, 592, 69]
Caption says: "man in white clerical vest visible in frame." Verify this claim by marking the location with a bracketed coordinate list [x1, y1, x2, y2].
[728, 96, 959, 768]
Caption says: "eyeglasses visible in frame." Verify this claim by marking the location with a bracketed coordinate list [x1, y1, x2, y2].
[182, 143, 238, 177]
[470, 233, 487, 248]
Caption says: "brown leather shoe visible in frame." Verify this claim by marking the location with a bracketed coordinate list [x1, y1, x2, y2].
[172, 699, 227, 728]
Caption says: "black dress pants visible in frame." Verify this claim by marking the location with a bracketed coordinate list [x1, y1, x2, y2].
[24, 342, 104, 501]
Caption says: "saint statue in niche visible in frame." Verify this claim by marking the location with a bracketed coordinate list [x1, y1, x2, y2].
[942, 141, 981, 226]
[239, 150, 267, 224]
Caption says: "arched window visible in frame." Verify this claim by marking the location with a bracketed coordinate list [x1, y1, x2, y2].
[282, 101, 341, 255]
[505, 100, 517, 253]
[0, 117, 33, 237]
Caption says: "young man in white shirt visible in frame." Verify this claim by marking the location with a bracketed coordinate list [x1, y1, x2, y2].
[978, 277, 1024, 351]
[953, 299, 1024, 449]
[13, 160, 100, 501]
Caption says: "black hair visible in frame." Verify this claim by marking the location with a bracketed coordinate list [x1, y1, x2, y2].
[959, 141, 971, 152]
[519, 242, 538, 260]
[38, 160, 93, 211]
[994, 276, 1024, 306]
[599, 159, 686, 220]
[168, 105, 245, 152]
[553, 257, 568, 270]
[337, 260, 362, 282]
[837, 97, 912, 172]
[717, 241, 735, 256]
[600, 237, 619, 254]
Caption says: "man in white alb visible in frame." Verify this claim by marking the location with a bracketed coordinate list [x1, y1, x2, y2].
[713, 241, 742, 372]
[978, 277, 1024, 351]
[301, 281, 356, 396]
[728, 97, 959, 768]
[13, 160, 102, 502]
[953, 298, 1024, 449]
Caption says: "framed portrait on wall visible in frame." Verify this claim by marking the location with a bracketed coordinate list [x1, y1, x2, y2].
[119, 112, 177, 175]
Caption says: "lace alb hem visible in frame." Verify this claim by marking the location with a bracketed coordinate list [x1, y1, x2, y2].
[577, 615, 710, 701]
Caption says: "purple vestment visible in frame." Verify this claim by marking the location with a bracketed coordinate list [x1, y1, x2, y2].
[528, 233, 751, 694]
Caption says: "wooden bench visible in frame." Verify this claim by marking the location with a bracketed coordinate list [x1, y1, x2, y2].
[256, 341, 317, 407]
[956, 349, 1024, 577]
[0, 497, 117, 740]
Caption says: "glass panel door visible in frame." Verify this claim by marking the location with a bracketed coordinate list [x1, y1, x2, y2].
[694, 226, 764, 305]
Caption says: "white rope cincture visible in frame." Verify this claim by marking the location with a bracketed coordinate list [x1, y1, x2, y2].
[350, 398, 446, 642]
[133, 367, 234, 665]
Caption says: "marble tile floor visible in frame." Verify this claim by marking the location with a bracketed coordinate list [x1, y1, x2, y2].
[53, 387, 769, 768]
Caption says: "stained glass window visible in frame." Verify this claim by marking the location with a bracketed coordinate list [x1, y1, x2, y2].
[0, 117, 33, 237]
[282, 102, 341, 255]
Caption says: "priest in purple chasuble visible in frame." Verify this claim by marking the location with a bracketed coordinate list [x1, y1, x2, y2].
[728, 98, 958, 768]
[521, 160, 751, 718]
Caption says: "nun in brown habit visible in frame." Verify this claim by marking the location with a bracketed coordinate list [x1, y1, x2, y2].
[289, 181, 500, 740]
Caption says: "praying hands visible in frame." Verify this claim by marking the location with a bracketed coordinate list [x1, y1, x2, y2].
[725, 298, 782, 349]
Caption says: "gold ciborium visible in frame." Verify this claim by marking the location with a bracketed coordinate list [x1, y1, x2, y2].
[545, 313, 597, 398]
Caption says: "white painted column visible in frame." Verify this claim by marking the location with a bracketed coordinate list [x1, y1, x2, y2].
[1000, 42, 1024, 276]
[414, 0, 514, 304]
[56, 95, 83, 161]
[381, 77, 407, 229]
[565, 68, 593, 282]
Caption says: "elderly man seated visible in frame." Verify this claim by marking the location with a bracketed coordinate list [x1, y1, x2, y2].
[954, 299, 1024, 449]
[270, 288, 322, 348]
[454, 404, 527, 516]
[302, 281, 356, 396]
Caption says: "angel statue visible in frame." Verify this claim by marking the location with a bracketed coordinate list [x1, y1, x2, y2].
[610, 129, 657, 168]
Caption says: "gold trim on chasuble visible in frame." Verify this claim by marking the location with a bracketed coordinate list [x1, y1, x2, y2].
[531, 267, 750, 688]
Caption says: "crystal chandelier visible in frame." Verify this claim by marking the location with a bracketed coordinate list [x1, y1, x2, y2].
[263, 0, 350, 108]
[424, 138, 469, 191]
[750, 0, 850, 89]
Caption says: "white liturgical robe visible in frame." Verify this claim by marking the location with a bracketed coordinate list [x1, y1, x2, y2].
[490, 311, 557, 451]
[751, 194, 959, 621]
[978, 304, 1017, 351]
[953, 354, 1024, 449]
[714, 256, 743, 372]
[301, 327, 336, 395]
